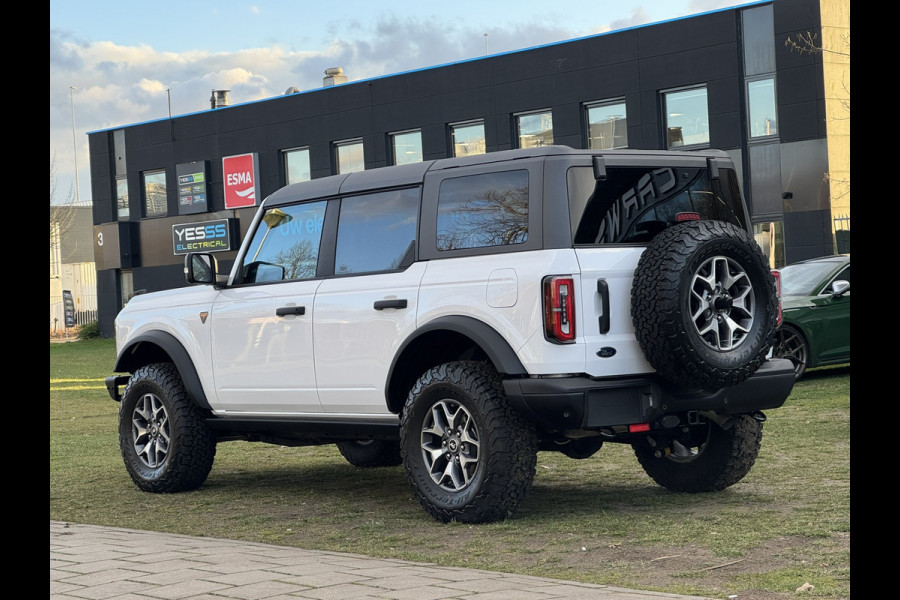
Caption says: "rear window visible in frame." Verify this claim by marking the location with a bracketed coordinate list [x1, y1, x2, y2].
[567, 166, 746, 244]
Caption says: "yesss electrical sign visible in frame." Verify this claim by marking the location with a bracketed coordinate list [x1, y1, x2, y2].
[172, 219, 233, 255]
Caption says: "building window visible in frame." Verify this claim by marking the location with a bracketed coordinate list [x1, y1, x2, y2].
[516, 110, 553, 148]
[143, 169, 167, 217]
[449, 120, 486, 157]
[120, 270, 134, 306]
[335, 139, 364, 174]
[116, 177, 129, 220]
[753, 221, 785, 269]
[335, 188, 419, 274]
[663, 86, 709, 149]
[284, 147, 311, 184]
[747, 77, 778, 139]
[585, 100, 628, 149]
[437, 170, 529, 250]
[390, 130, 423, 165]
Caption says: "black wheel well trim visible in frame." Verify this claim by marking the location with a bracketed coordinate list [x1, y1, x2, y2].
[385, 315, 527, 412]
[114, 330, 212, 411]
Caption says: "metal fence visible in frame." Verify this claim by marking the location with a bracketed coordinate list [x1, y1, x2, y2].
[50, 294, 98, 336]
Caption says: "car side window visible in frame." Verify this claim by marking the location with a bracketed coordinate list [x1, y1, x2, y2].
[239, 201, 327, 283]
[436, 170, 529, 251]
[334, 188, 419, 274]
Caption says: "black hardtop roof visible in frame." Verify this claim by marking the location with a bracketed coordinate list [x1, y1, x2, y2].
[262, 145, 733, 208]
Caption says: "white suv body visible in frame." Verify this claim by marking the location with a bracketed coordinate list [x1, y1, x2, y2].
[108, 146, 796, 523]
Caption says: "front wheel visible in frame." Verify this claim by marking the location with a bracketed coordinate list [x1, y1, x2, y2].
[632, 414, 762, 493]
[400, 361, 538, 523]
[118, 363, 216, 493]
[772, 324, 808, 380]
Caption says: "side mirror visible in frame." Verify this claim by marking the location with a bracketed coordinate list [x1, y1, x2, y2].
[185, 253, 219, 285]
[831, 280, 850, 297]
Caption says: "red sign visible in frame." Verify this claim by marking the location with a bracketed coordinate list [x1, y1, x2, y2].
[222, 153, 259, 209]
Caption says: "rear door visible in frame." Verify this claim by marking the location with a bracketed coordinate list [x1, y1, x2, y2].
[313, 187, 423, 414]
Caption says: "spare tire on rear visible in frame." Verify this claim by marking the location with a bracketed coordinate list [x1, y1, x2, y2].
[630, 220, 777, 391]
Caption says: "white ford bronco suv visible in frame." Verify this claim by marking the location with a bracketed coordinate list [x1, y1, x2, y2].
[107, 146, 796, 523]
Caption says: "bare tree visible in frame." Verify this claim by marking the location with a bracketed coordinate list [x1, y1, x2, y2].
[784, 30, 850, 198]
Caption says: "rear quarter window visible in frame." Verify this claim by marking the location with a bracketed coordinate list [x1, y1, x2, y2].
[436, 170, 529, 251]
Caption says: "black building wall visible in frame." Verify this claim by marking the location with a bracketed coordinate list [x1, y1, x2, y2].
[89, 0, 835, 338]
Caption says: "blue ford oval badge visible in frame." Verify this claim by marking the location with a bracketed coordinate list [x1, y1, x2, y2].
[596, 347, 617, 358]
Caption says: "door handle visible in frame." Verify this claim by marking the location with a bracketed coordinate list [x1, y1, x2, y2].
[597, 279, 610, 334]
[373, 299, 408, 310]
[275, 305, 306, 316]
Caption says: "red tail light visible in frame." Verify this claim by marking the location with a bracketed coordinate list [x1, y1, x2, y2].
[543, 275, 576, 343]
[771, 269, 783, 327]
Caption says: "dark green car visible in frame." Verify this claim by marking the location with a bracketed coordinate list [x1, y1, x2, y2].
[772, 255, 850, 379]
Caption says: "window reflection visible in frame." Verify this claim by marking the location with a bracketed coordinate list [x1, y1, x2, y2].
[143, 170, 167, 217]
[516, 110, 553, 148]
[391, 130, 423, 165]
[664, 87, 709, 148]
[116, 178, 129, 219]
[450, 121, 486, 157]
[284, 147, 311, 184]
[335, 139, 364, 174]
[586, 101, 627, 149]
[437, 170, 529, 250]
[335, 188, 419, 274]
[748, 78, 778, 138]
[241, 201, 326, 283]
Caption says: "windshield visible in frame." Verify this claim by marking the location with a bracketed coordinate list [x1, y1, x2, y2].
[779, 261, 838, 296]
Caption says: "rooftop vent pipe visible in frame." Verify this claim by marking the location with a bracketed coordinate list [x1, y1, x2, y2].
[210, 89, 230, 109]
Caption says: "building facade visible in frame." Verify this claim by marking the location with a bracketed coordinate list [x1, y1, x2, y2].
[50, 205, 98, 335]
[87, 0, 849, 338]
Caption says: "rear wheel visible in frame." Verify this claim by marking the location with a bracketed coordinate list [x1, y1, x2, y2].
[400, 361, 538, 523]
[632, 414, 762, 493]
[118, 363, 216, 493]
[336, 440, 402, 467]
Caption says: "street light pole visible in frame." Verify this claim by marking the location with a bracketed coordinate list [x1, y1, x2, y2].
[70, 86, 81, 205]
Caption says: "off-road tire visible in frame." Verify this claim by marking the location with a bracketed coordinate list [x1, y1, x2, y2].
[118, 363, 216, 493]
[336, 440, 402, 467]
[631, 220, 777, 391]
[400, 361, 538, 524]
[632, 415, 762, 492]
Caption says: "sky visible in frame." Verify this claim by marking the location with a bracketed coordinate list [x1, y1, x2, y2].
[50, 0, 755, 205]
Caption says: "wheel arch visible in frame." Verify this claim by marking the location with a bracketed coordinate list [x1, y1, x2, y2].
[114, 330, 212, 411]
[385, 316, 527, 414]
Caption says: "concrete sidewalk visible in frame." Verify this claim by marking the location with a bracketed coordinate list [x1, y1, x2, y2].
[51, 521, 715, 600]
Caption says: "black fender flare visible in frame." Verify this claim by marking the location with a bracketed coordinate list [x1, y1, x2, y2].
[114, 330, 212, 411]
[385, 315, 527, 409]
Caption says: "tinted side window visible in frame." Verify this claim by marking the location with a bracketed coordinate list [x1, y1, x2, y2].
[334, 188, 419, 274]
[436, 170, 528, 251]
[240, 201, 326, 283]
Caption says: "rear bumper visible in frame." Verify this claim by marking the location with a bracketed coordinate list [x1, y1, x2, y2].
[503, 358, 795, 432]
